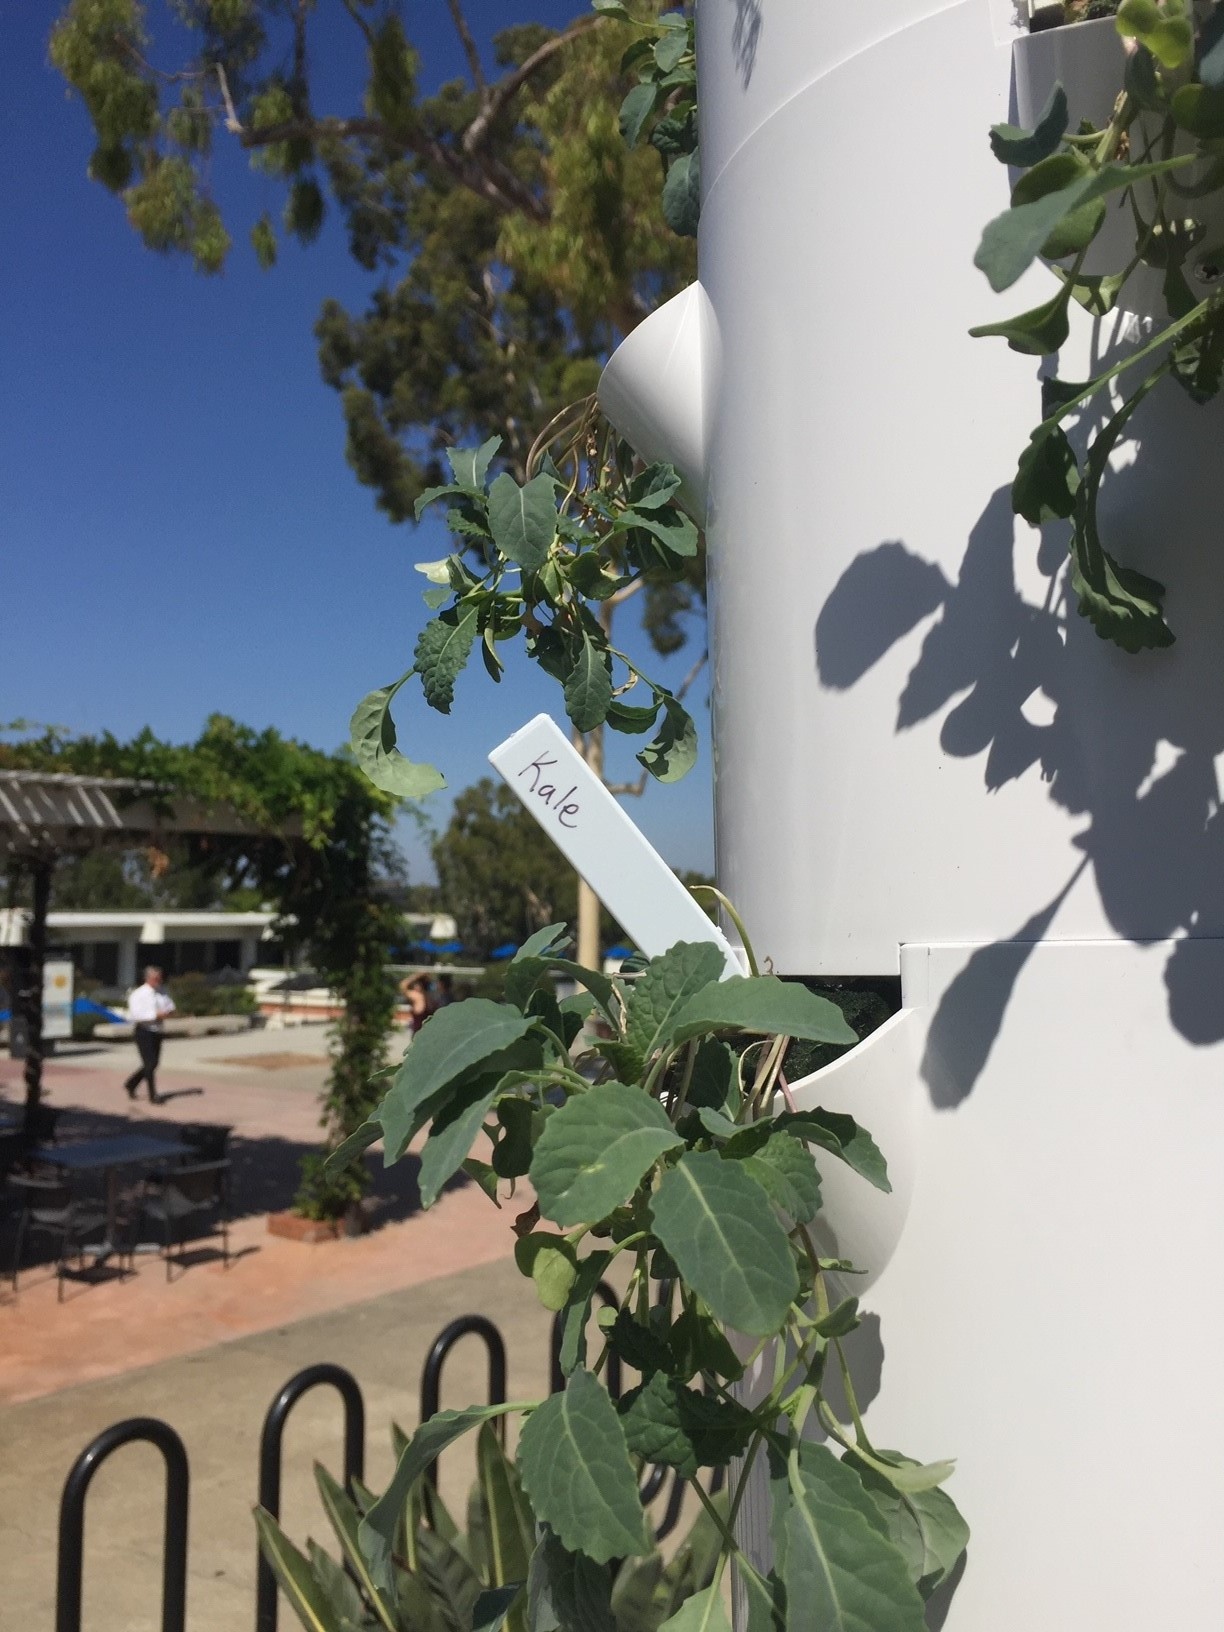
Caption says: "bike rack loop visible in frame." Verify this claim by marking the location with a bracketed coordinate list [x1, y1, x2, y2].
[420, 1315, 508, 1489]
[56, 1417, 189, 1632]
[254, 1362, 365, 1632]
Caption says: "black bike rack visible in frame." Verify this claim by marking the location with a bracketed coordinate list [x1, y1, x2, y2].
[56, 1417, 189, 1632]
[254, 1363, 364, 1632]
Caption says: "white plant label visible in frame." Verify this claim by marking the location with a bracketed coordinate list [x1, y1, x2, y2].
[489, 714, 741, 974]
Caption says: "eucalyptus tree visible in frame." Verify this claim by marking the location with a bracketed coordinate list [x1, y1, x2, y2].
[51, 0, 702, 963]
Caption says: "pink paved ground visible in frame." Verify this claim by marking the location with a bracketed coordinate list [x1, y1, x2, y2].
[0, 1044, 517, 1404]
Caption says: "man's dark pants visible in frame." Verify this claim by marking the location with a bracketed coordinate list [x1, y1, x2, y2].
[125, 1025, 163, 1101]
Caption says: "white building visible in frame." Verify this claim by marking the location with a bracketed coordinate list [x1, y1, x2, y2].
[0, 908, 280, 990]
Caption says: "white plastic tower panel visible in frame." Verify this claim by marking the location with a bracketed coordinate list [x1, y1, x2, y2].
[592, 3, 1224, 1625]
[601, 1, 1224, 975]
[850, 939, 1224, 1626]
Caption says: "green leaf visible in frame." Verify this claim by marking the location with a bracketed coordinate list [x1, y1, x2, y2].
[627, 940, 730, 1061]
[739, 1132, 823, 1224]
[476, 1421, 536, 1588]
[360, 1403, 515, 1591]
[305, 1540, 368, 1628]
[654, 29, 688, 72]
[414, 482, 467, 521]
[658, 1586, 733, 1632]
[813, 1297, 861, 1338]
[1040, 375, 1092, 417]
[503, 954, 618, 1023]
[697, 1106, 740, 1141]
[418, 1073, 519, 1208]
[661, 148, 701, 237]
[620, 81, 658, 146]
[1011, 151, 1106, 260]
[487, 472, 558, 571]
[473, 1584, 524, 1632]
[321, 1118, 381, 1177]
[414, 604, 480, 715]
[556, 1249, 613, 1375]
[843, 1452, 969, 1600]
[619, 1372, 756, 1476]
[775, 1109, 890, 1194]
[988, 82, 1069, 167]
[651, 1151, 798, 1336]
[253, 1509, 334, 1632]
[667, 1300, 745, 1383]
[782, 1444, 926, 1632]
[1053, 267, 1127, 316]
[1069, 372, 1174, 651]
[530, 1082, 683, 1227]
[1117, 0, 1194, 69]
[619, 504, 700, 558]
[516, 1369, 652, 1562]
[975, 155, 1192, 291]
[564, 633, 614, 733]
[378, 1001, 534, 1162]
[969, 284, 1072, 355]
[669, 976, 858, 1047]
[637, 696, 698, 783]
[1012, 425, 1080, 524]
[313, 1464, 399, 1632]
[515, 1231, 580, 1311]
[607, 698, 661, 735]
[606, 1306, 674, 1374]
[447, 435, 501, 492]
[415, 1526, 485, 1628]
[514, 923, 570, 960]
[685, 1038, 740, 1116]
[526, 1531, 616, 1632]
[349, 680, 446, 800]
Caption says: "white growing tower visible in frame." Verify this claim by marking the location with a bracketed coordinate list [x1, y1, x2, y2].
[599, 2, 1224, 1625]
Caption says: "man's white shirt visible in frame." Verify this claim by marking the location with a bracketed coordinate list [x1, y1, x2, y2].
[128, 984, 176, 1027]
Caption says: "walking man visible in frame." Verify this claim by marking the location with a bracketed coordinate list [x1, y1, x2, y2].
[124, 966, 175, 1104]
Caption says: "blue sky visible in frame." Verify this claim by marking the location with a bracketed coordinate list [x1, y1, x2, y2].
[0, 0, 713, 883]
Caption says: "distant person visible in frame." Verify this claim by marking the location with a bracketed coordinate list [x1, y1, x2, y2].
[400, 974, 434, 1036]
[124, 966, 175, 1103]
[432, 972, 455, 1008]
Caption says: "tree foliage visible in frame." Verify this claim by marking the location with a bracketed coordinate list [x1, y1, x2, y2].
[432, 776, 624, 958]
[0, 718, 404, 1184]
[50, 0, 695, 520]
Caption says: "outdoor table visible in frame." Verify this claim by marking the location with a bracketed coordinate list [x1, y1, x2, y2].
[33, 1134, 193, 1263]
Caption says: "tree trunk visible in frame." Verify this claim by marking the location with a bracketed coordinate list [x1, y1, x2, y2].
[575, 725, 604, 971]
[22, 857, 52, 1127]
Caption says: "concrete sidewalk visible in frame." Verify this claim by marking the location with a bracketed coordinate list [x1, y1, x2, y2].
[0, 1258, 555, 1632]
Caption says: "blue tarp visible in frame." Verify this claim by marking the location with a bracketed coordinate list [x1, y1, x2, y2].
[0, 996, 127, 1024]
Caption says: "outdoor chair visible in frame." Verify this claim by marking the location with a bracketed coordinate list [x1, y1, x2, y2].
[178, 1123, 233, 1163]
[7, 1172, 108, 1302]
[137, 1159, 230, 1282]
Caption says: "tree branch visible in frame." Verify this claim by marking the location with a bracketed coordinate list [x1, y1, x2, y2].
[216, 64, 242, 135]
[447, 0, 487, 92]
[237, 116, 549, 220]
[605, 773, 648, 798]
[340, 0, 374, 49]
[673, 650, 708, 703]
[462, 16, 602, 155]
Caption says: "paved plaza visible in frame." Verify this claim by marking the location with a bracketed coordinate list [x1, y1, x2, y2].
[0, 1027, 545, 1630]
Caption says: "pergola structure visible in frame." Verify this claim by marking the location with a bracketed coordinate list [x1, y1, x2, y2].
[0, 770, 286, 1129]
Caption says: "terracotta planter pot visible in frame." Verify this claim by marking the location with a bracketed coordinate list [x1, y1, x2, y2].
[266, 1210, 342, 1244]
